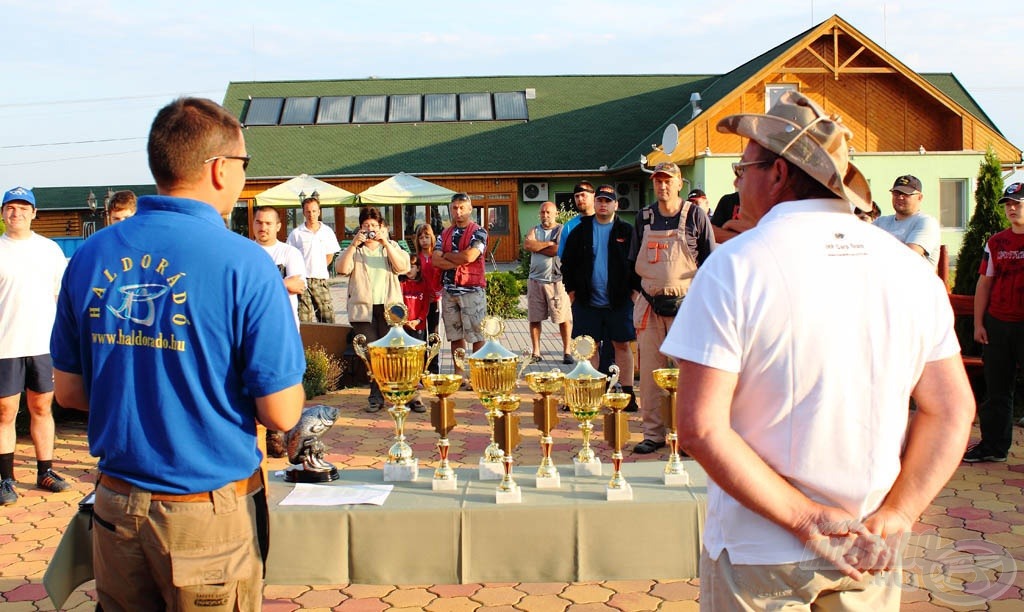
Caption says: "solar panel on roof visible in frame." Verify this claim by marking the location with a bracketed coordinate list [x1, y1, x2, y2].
[424, 94, 457, 122]
[317, 96, 352, 124]
[494, 92, 528, 120]
[281, 97, 318, 125]
[459, 93, 493, 121]
[352, 95, 387, 123]
[244, 98, 284, 125]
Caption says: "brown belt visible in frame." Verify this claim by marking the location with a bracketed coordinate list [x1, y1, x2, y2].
[98, 470, 262, 503]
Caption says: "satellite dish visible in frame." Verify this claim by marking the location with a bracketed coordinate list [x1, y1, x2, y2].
[661, 124, 679, 155]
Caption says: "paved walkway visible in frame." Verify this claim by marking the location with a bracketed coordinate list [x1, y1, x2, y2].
[2, 273, 1022, 609]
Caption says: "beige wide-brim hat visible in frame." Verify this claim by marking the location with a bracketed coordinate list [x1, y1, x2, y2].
[717, 91, 872, 212]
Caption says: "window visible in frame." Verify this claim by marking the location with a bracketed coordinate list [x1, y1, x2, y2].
[280, 97, 318, 125]
[424, 94, 457, 122]
[244, 98, 284, 125]
[459, 93, 493, 121]
[317, 96, 352, 124]
[352, 95, 387, 123]
[388, 94, 422, 122]
[939, 179, 968, 229]
[765, 84, 798, 112]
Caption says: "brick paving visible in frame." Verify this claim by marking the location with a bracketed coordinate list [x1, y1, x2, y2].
[1, 273, 1021, 609]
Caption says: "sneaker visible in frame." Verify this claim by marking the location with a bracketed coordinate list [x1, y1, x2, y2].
[409, 400, 427, 413]
[963, 444, 1007, 463]
[562, 353, 574, 365]
[37, 469, 71, 493]
[0, 478, 16, 505]
[624, 396, 639, 413]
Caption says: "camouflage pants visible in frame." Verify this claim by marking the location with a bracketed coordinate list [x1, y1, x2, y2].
[298, 278, 335, 323]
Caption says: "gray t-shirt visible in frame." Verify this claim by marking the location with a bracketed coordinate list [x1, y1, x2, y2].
[874, 212, 941, 267]
[528, 224, 562, 283]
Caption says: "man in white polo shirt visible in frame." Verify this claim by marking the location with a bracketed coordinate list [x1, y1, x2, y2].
[288, 195, 341, 323]
[663, 92, 973, 610]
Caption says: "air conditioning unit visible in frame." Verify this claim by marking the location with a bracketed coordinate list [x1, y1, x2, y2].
[614, 182, 641, 211]
[522, 181, 549, 202]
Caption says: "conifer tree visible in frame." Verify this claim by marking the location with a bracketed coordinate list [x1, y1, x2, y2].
[953, 148, 1009, 295]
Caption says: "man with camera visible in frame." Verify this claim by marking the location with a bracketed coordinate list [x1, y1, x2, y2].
[629, 162, 715, 454]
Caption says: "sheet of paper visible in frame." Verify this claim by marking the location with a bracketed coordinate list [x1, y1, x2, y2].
[279, 483, 393, 506]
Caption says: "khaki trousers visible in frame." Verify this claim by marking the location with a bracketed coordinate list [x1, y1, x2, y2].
[700, 548, 901, 611]
[636, 307, 677, 443]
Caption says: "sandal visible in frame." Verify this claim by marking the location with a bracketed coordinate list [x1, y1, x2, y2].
[633, 439, 666, 454]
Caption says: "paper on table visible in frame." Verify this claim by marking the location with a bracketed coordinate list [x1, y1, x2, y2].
[279, 483, 394, 506]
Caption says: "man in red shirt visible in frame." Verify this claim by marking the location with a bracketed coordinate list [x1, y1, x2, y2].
[964, 182, 1024, 463]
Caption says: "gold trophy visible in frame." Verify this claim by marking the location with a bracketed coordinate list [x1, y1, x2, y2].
[653, 367, 689, 486]
[421, 373, 462, 491]
[454, 316, 528, 481]
[525, 369, 565, 488]
[353, 303, 441, 482]
[562, 336, 608, 477]
[602, 391, 633, 500]
[493, 394, 523, 503]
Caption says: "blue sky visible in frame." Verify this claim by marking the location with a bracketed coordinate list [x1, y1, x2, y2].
[1, 0, 1020, 189]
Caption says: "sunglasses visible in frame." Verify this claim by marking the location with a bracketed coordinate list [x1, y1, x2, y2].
[731, 159, 774, 178]
[203, 155, 251, 171]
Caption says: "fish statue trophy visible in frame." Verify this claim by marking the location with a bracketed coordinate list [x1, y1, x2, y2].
[562, 336, 608, 477]
[421, 372, 462, 491]
[525, 369, 565, 488]
[492, 394, 524, 503]
[353, 302, 441, 482]
[453, 316, 529, 480]
[602, 386, 633, 500]
[283, 405, 341, 483]
[653, 368, 689, 485]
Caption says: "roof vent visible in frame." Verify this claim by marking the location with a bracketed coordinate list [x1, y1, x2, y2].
[525, 88, 536, 99]
[690, 92, 702, 119]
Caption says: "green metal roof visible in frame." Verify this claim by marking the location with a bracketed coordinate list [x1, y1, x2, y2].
[224, 75, 711, 178]
[31, 184, 158, 212]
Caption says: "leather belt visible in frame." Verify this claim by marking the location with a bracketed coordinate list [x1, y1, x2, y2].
[98, 470, 262, 503]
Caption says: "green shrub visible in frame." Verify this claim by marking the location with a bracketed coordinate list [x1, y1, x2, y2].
[485, 271, 526, 319]
[303, 344, 343, 399]
[514, 247, 530, 281]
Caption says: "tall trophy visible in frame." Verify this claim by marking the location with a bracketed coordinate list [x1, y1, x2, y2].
[562, 336, 608, 477]
[421, 373, 462, 491]
[602, 390, 633, 500]
[653, 367, 689, 486]
[353, 303, 440, 482]
[454, 316, 528, 480]
[525, 369, 565, 488]
[493, 394, 523, 503]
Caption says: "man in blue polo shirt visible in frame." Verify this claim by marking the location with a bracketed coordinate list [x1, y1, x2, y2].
[51, 97, 305, 611]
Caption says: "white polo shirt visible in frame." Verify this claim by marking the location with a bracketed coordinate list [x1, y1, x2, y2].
[287, 222, 341, 280]
[661, 199, 959, 565]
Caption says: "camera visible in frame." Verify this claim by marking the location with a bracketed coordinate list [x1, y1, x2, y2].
[362, 230, 376, 239]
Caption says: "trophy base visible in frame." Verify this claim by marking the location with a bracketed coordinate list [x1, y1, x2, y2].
[431, 475, 458, 491]
[383, 460, 419, 482]
[283, 465, 340, 483]
[663, 470, 690, 486]
[606, 482, 633, 501]
[535, 471, 561, 489]
[573, 457, 602, 477]
[495, 487, 522, 504]
[478, 458, 505, 481]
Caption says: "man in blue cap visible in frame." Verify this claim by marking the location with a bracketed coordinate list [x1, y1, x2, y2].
[0, 186, 71, 505]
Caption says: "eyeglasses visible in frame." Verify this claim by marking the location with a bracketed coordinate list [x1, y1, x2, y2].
[731, 159, 774, 178]
[203, 155, 251, 171]
[891, 191, 921, 198]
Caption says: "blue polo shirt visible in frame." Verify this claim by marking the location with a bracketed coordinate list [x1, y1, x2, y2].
[51, 195, 305, 494]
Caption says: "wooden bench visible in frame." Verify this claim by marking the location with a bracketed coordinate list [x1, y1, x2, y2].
[948, 293, 984, 375]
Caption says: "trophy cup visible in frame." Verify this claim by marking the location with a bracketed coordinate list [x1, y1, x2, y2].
[602, 391, 633, 500]
[283, 405, 341, 483]
[652, 367, 689, 486]
[454, 316, 528, 480]
[421, 373, 462, 491]
[353, 303, 441, 482]
[562, 336, 609, 477]
[493, 394, 523, 503]
[525, 369, 565, 488]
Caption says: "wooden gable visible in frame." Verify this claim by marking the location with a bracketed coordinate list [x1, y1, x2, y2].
[659, 15, 1019, 166]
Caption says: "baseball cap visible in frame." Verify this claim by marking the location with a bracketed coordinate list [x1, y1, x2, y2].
[573, 182, 595, 194]
[652, 162, 681, 178]
[998, 182, 1024, 204]
[2, 186, 36, 208]
[890, 175, 922, 195]
[686, 189, 706, 200]
[595, 185, 617, 201]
